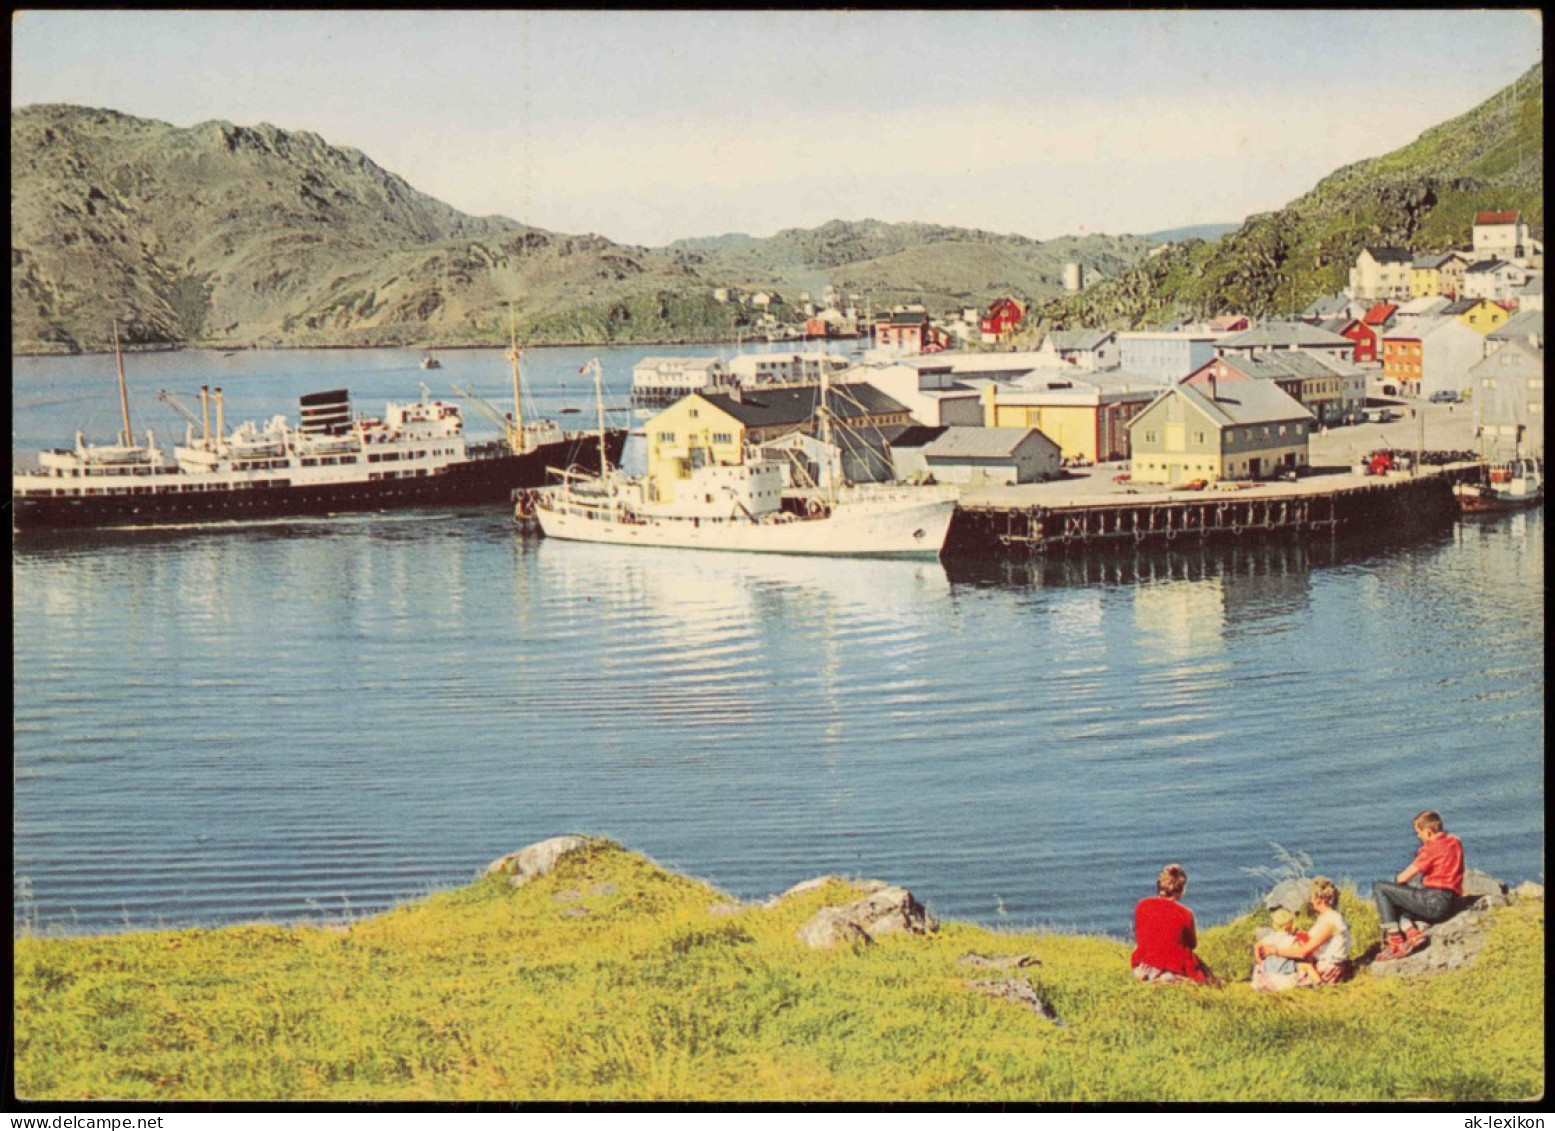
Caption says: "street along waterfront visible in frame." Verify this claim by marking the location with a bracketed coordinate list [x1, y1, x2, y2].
[12, 347, 1544, 937]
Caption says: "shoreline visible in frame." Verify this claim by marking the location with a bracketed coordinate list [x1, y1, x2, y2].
[12, 334, 833, 359]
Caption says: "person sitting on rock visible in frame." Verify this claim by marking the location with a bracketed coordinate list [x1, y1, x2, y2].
[1130, 863, 1221, 987]
[1252, 877, 1353, 990]
[1372, 809, 1465, 962]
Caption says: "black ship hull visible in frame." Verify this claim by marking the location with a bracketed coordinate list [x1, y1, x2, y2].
[12, 432, 626, 533]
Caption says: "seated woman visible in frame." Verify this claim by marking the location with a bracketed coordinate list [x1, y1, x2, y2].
[1252, 877, 1353, 991]
[1131, 863, 1221, 986]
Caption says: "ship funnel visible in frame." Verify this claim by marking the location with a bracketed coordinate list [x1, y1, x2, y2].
[299, 389, 353, 436]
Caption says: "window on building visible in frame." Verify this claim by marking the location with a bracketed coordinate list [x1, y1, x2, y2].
[1530, 402, 1543, 414]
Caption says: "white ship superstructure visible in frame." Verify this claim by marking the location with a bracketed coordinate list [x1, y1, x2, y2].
[530, 359, 958, 558]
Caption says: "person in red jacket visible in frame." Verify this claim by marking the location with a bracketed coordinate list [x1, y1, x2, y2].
[1131, 863, 1221, 986]
[1372, 809, 1466, 962]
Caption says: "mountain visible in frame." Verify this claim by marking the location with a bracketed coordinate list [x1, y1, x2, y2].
[1030, 63, 1543, 334]
[664, 219, 1154, 313]
[10, 107, 1155, 353]
[1142, 223, 1239, 245]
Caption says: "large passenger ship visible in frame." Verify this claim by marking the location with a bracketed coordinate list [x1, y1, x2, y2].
[11, 328, 624, 533]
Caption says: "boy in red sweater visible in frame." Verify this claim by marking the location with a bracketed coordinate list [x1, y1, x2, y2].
[1372, 809, 1465, 961]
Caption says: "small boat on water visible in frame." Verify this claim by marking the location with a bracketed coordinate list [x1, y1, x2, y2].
[523, 360, 958, 558]
[420, 353, 443, 370]
[1453, 458, 1544, 515]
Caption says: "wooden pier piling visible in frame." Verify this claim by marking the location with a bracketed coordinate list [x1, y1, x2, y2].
[943, 469, 1473, 558]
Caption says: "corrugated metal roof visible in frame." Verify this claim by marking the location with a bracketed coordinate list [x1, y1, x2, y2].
[1175, 380, 1312, 428]
[1218, 322, 1352, 349]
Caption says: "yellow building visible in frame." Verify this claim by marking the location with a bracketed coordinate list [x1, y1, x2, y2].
[979, 371, 1158, 462]
[644, 383, 912, 504]
[1126, 381, 1313, 485]
[1448, 297, 1512, 335]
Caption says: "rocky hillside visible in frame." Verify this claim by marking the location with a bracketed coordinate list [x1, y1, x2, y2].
[664, 219, 1153, 311]
[1030, 62, 1544, 335]
[11, 106, 1153, 353]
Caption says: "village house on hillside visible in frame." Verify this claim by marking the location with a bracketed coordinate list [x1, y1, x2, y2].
[1461, 258, 1531, 303]
[979, 297, 1025, 344]
[1473, 210, 1533, 260]
[1444, 297, 1514, 336]
[1350, 247, 1414, 300]
[1411, 252, 1470, 299]
[1127, 379, 1314, 485]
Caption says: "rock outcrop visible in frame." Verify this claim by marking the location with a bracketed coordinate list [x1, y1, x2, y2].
[965, 978, 1063, 1024]
[485, 835, 591, 888]
[794, 883, 936, 949]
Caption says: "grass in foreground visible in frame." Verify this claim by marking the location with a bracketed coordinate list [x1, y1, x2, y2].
[13, 841, 1545, 1102]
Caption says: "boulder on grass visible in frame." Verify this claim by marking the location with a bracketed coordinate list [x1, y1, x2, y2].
[485, 835, 590, 888]
[1264, 878, 1314, 914]
[797, 885, 936, 949]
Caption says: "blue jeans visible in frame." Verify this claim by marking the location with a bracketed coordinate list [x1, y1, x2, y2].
[1373, 876, 1458, 930]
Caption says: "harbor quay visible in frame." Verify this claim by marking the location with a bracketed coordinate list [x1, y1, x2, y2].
[943, 395, 1483, 557]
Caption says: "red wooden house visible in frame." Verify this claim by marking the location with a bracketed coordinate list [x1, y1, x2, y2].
[1338, 319, 1377, 363]
[979, 297, 1024, 340]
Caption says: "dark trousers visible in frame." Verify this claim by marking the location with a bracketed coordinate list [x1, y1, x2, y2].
[1373, 876, 1458, 930]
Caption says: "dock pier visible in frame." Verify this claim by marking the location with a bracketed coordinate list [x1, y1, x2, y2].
[943, 466, 1479, 557]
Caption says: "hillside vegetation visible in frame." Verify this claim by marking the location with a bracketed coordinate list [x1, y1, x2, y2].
[13, 841, 1544, 1102]
[10, 108, 1148, 354]
[1029, 63, 1544, 336]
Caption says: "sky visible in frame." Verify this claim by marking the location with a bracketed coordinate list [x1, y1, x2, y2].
[11, 10, 1544, 247]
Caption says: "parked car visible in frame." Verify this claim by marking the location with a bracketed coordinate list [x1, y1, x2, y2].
[1429, 390, 1462, 404]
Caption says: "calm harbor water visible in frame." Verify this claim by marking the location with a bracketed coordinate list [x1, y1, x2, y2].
[12, 346, 1546, 937]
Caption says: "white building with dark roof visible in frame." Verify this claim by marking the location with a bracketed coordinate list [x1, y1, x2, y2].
[1349, 247, 1413, 300]
[919, 426, 1062, 486]
[1035, 329, 1119, 371]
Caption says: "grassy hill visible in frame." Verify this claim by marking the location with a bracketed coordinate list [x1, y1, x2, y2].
[1028, 63, 1544, 336]
[10, 108, 1153, 354]
[12, 841, 1544, 1102]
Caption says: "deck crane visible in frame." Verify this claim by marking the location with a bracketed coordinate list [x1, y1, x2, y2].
[157, 387, 219, 446]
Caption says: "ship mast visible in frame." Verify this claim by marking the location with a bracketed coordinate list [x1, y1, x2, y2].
[505, 303, 524, 453]
[113, 320, 132, 447]
[817, 342, 838, 504]
[589, 358, 610, 481]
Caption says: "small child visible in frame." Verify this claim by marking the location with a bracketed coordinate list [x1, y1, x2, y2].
[1255, 908, 1309, 979]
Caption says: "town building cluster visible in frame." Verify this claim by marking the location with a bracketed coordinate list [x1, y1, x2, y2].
[641, 213, 1541, 496]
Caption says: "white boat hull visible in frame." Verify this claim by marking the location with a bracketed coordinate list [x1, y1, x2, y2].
[536, 493, 956, 557]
